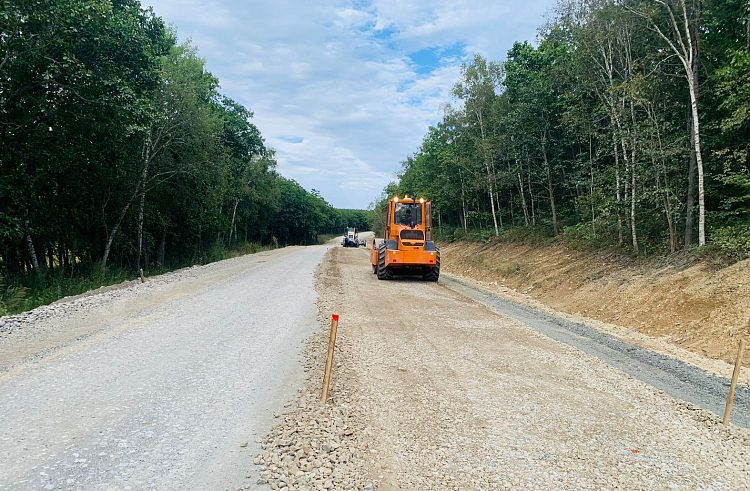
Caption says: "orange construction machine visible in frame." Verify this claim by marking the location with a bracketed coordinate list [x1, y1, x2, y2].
[370, 195, 439, 281]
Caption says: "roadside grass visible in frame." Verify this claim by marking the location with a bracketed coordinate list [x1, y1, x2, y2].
[0, 241, 275, 317]
[317, 233, 341, 245]
[0, 268, 134, 317]
[436, 223, 748, 267]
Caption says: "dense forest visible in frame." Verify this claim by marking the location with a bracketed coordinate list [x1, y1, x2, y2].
[0, 0, 368, 314]
[378, 0, 750, 258]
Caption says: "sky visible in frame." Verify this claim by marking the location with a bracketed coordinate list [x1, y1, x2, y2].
[144, 0, 555, 209]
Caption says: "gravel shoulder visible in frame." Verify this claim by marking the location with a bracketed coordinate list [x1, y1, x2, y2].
[0, 246, 302, 376]
[257, 245, 750, 491]
[440, 240, 750, 370]
[441, 274, 750, 428]
[0, 245, 330, 491]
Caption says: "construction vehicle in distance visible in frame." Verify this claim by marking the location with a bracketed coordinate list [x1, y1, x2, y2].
[370, 195, 439, 281]
[342, 227, 362, 247]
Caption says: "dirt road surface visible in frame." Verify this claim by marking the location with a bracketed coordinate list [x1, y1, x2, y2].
[3, 241, 750, 491]
[442, 275, 750, 427]
[0, 245, 332, 491]
[260, 246, 750, 491]
[441, 241, 750, 368]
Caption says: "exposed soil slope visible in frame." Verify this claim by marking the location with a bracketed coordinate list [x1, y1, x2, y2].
[440, 240, 750, 367]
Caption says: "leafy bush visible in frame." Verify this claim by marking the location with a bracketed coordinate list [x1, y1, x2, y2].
[0, 242, 275, 317]
[0, 276, 28, 316]
[500, 226, 555, 245]
[711, 223, 750, 260]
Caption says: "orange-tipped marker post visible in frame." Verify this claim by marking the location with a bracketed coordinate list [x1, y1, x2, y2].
[723, 338, 746, 426]
[321, 314, 339, 403]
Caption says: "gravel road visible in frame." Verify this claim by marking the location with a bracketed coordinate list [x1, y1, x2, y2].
[258, 246, 750, 491]
[441, 275, 750, 428]
[0, 245, 332, 491]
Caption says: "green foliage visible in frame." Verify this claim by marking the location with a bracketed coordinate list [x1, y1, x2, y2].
[379, 0, 750, 259]
[0, 240, 277, 316]
[0, 0, 352, 314]
[316, 234, 340, 245]
[710, 224, 750, 260]
[333, 209, 371, 233]
[0, 275, 28, 316]
[0, 268, 131, 316]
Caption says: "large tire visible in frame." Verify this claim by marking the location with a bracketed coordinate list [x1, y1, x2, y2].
[423, 248, 440, 282]
[376, 243, 393, 280]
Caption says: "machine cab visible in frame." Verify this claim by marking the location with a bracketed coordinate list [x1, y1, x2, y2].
[384, 196, 432, 250]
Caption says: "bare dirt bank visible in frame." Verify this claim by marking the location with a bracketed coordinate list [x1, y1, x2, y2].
[440, 240, 750, 369]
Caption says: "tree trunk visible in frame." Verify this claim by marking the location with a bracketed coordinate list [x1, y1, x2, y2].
[518, 171, 530, 227]
[477, 112, 499, 236]
[486, 170, 498, 235]
[613, 130, 624, 246]
[25, 234, 39, 271]
[136, 148, 150, 272]
[495, 191, 503, 228]
[24, 234, 39, 272]
[652, 105, 678, 254]
[645, 0, 705, 246]
[685, 109, 697, 247]
[228, 198, 239, 247]
[47, 246, 54, 274]
[62, 243, 69, 272]
[658, 173, 677, 254]
[527, 162, 536, 227]
[541, 144, 558, 235]
[629, 101, 639, 255]
[102, 182, 141, 274]
[688, 80, 705, 246]
[589, 136, 596, 234]
[459, 167, 468, 231]
[689, 0, 705, 247]
[508, 187, 514, 225]
[614, 109, 635, 250]
[157, 225, 166, 268]
[23, 214, 40, 272]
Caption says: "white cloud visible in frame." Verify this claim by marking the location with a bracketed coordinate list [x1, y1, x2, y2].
[144, 0, 554, 208]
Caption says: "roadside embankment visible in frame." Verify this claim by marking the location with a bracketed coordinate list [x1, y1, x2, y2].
[440, 240, 750, 369]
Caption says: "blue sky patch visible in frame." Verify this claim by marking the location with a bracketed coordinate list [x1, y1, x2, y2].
[279, 136, 304, 144]
[408, 44, 467, 75]
[372, 26, 398, 41]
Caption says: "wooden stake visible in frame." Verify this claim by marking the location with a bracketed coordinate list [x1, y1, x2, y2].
[321, 314, 339, 403]
[723, 338, 746, 426]
[139, 268, 145, 283]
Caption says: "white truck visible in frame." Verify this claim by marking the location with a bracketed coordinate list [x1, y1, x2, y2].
[341, 227, 362, 247]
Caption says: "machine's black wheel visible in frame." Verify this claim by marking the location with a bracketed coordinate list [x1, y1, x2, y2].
[422, 248, 440, 282]
[376, 243, 393, 280]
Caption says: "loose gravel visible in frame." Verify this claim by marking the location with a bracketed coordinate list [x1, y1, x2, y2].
[0, 249, 284, 337]
[442, 274, 750, 428]
[252, 248, 375, 491]
[254, 245, 750, 491]
[0, 245, 327, 490]
[0, 247, 303, 374]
